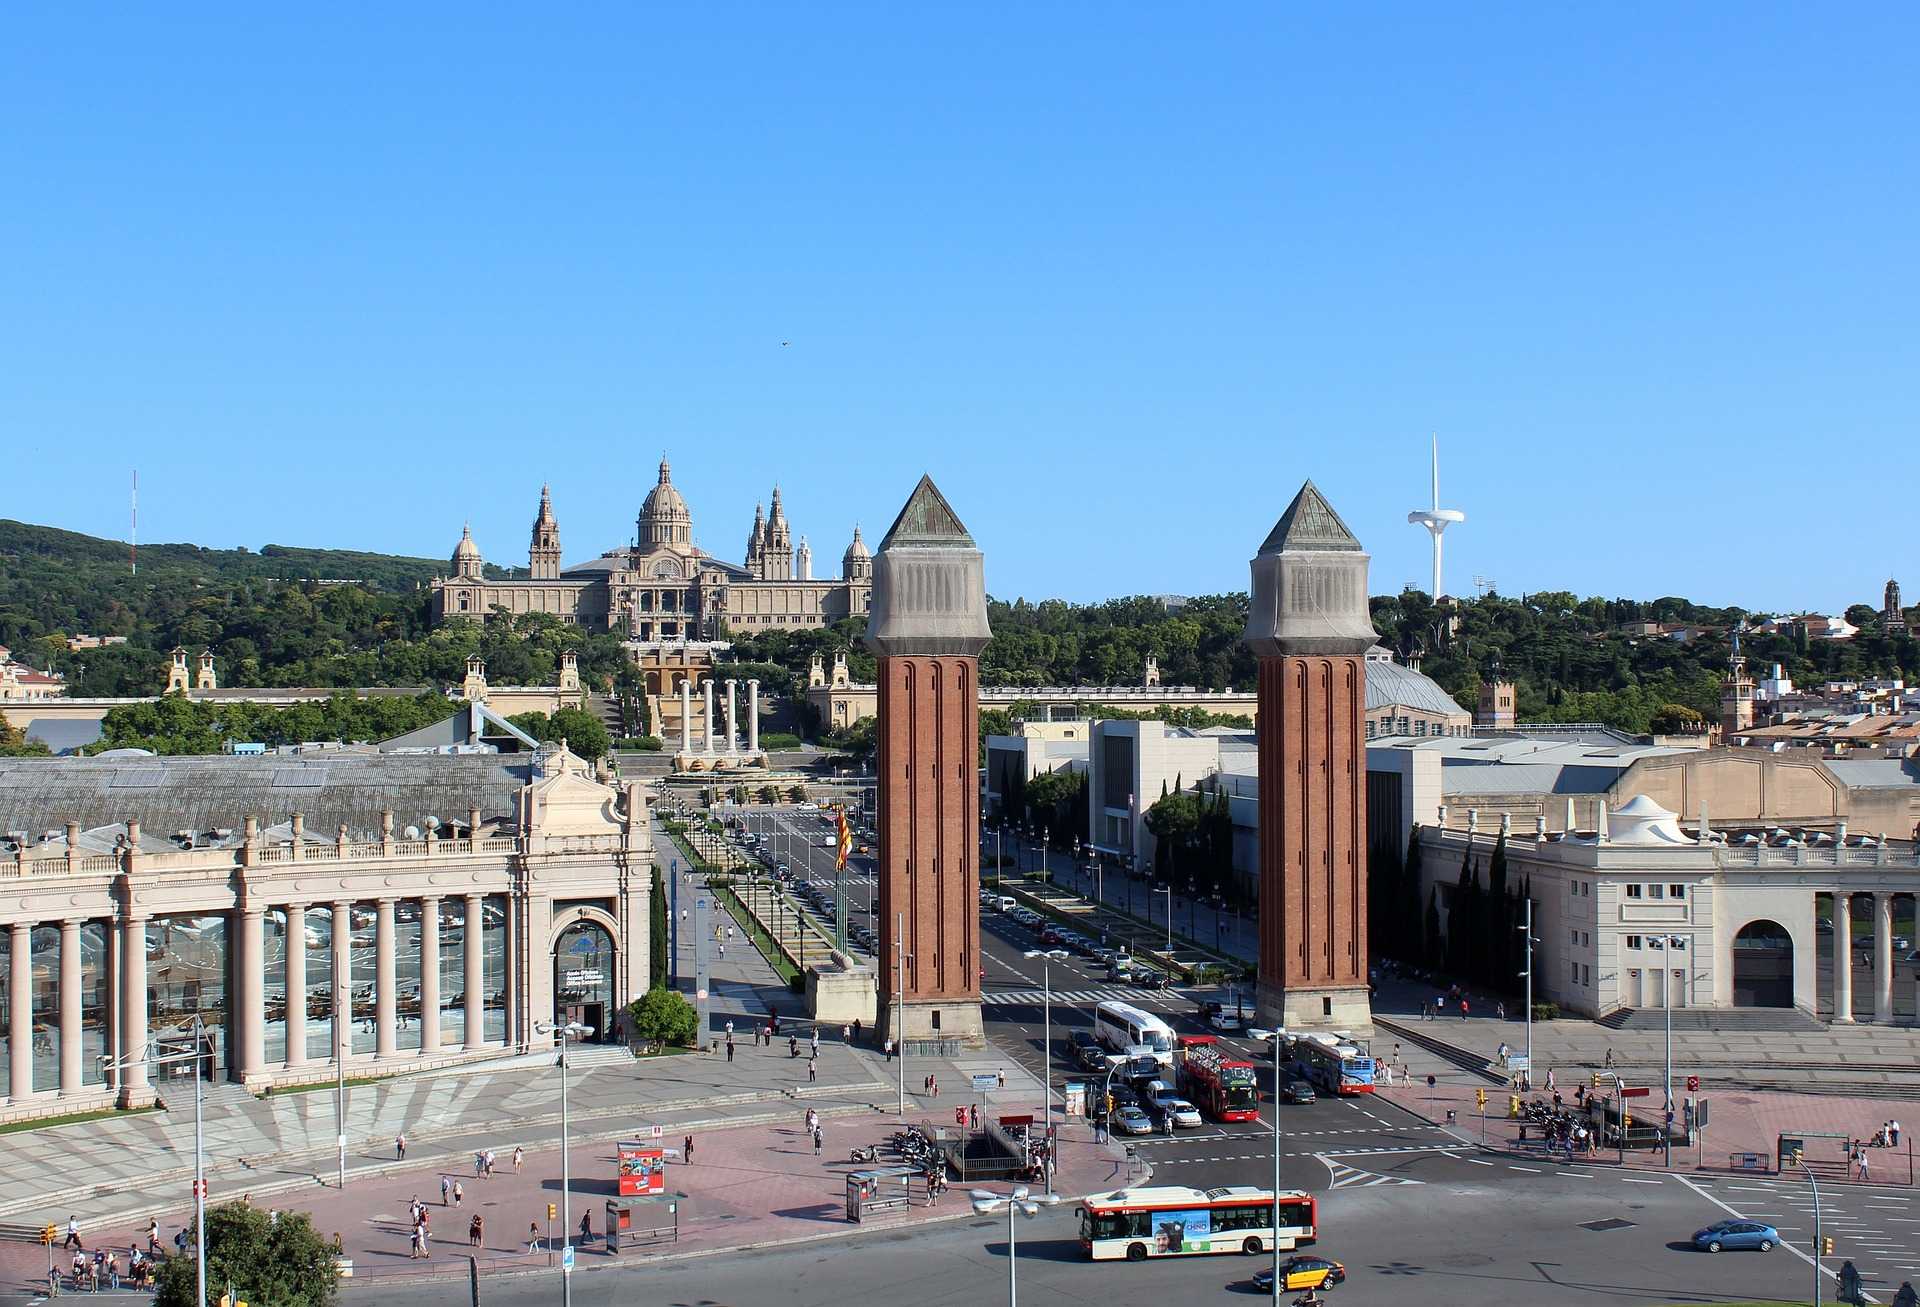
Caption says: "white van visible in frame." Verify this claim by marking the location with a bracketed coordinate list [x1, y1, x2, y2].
[1093, 1000, 1176, 1068]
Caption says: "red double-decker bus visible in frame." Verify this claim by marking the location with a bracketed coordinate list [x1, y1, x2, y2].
[1178, 1042, 1260, 1122]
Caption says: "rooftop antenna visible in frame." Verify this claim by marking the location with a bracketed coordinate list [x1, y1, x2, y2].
[131, 469, 138, 576]
[1406, 435, 1464, 598]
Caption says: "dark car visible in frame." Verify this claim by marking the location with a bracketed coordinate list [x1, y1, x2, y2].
[1254, 1257, 1346, 1293]
[1282, 1078, 1316, 1104]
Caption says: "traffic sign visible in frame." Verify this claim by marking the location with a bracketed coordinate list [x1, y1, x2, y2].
[971, 1073, 998, 1092]
[1685, 1074, 1699, 1093]
[1619, 1086, 1652, 1098]
[562, 1246, 575, 1271]
[650, 1124, 663, 1139]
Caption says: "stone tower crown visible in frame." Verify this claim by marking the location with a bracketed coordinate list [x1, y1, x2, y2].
[864, 475, 992, 658]
[529, 484, 562, 580]
[1244, 481, 1377, 658]
[452, 524, 484, 580]
[843, 525, 872, 582]
[638, 458, 692, 548]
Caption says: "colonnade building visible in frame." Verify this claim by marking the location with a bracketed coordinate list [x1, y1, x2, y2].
[0, 746, 651, 1123]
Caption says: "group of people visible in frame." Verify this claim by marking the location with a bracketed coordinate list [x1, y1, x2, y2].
[50, 1217, 175, 1295]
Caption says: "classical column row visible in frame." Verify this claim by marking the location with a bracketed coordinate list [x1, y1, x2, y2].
[1829, 890, 1905, 1026]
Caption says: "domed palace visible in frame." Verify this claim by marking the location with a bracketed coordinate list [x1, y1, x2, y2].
[430, 459, 871, 657]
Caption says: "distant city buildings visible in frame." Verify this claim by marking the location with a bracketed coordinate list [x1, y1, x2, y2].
[0, 646, 65, 702]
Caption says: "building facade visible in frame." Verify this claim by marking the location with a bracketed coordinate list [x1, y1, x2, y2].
[0, 747, 651, 1123]
[429, 463, 871, 639]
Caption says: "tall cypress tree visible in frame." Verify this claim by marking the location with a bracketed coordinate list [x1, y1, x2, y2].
[1402, 826, 1426, 962]
[649, 864, 668, 990]
[1487, 832, 1510, 994]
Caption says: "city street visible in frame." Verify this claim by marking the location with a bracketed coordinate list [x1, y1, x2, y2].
[363, 1155, 1865, 1307]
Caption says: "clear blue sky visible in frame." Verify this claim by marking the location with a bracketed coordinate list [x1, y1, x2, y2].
[5, 6, 1914, 612]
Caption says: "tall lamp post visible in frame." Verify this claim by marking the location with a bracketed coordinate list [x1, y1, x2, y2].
[1789, 1147, 1823, 1307]
[1024, 949, 1068, 1196]
[1151, 886, 1172, 961]
[969, 1185, 1060, 1306]
[536, 1018, 593, 1307]
[1517, 898, 1536, 1091]
[102, 1017, 208, 1307]
[1648, 932, 1691, 1167]
[1251, 1026, 1286, 1304]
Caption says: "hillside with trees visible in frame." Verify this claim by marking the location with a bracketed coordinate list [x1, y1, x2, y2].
[4, 518, 1914, 737]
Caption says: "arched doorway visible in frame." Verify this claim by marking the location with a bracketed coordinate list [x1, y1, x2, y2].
[553, 919, 617, 1043]
[1732, 920, 1794, 1008]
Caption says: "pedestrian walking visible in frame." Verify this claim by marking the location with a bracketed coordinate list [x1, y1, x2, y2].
[726, 1036, 735, 1063]
[396, 1133, 408, 1160]
[468, 1215, 483, 1248]
[64, 1216, 81, 1251]
[811, 1029, 821, 1056]
[1496, 1001, 1507, 1020]
[1546, 1068, 1556, 1094]
[1858, 1149, 1871, 1181]
[684, 1134, 694, 1164]
[969, 1104, 979, 1129]
[145, 1220, 158, 1257]
[853, 1017, 862, 1043]
[725, 1019, 734, 1040]
[579, 1211, 593, 1247]
[485, 1149, 497, 1177]
[997, 1069, 1005, 1089]
[513, 1145, 525, 1173]
[884, 1038, 894, 1061]
[1604, 1047, 1615, 1069]
[441, 1175, 452, 1206]
[1460, 998, 1469, 1020]
[1892, 1119, 1902, 1147]
[812, 1127, 823, 1156]
[808, 1054, 817, 1083]
[453, 1181, 464, 1208]
[527, 1222, 541, 1254]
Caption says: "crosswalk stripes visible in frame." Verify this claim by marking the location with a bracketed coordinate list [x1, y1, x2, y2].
[981, 987, 1186, 1010]
[1318, 1156, 1424, 1188]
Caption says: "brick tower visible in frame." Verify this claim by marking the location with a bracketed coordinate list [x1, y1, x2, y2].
[1244, 482, 1377, 1033]
[865, 475, 991, 1047]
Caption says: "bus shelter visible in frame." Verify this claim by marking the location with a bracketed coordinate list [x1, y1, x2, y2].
[604, 1194, 684, 1252]
[845, 1167, 922, 1222]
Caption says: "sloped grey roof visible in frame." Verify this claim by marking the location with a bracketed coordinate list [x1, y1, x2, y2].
[0, 753, 533, 842]
[378, 702, 540, 753]
[1365, 660, 1469, 719]
[1823, 759, 1920, 789]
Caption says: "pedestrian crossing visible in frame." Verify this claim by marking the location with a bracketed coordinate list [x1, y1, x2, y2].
[982, 986, 1188, 1011]
[1321, 1158, 1425, 1188]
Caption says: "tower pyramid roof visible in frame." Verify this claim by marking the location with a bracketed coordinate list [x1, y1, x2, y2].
[879, 475, 974, 551]
[1259, 481, 1361, 554]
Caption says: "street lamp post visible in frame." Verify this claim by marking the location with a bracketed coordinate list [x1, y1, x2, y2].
[970, 1185, 1060, 1306]
[536, 1018, 593, 1307]
[1517, 898, 1536, 1091]
[1250, 1026, 1286, 1305]
[1649, 933, 1691, 1167]
[1152, 886, 1172, 961]
[1024, 949, 1068, 1196]
[1790, 1148, 1823, 1307]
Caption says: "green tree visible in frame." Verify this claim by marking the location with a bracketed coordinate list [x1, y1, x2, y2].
[155, 1203, 337, 1307]
[757, 784, 779, 804]
[649, 866, 668, 990]
[627, 986, 698, 1045]
[547, 706, 611, 760]
[0, 719, 51, 757]
[786, 784, 809, 803]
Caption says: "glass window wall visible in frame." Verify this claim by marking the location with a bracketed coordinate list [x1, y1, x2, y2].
[439, 900, 467, 1047]
[350, 903, 377, 1054]
[31, 925, 60, 1092]
[149, 916, 229, 1081]
[262, 910, 289, 1066]
[80, 922, 108, 1086]
[305, 909, 337, 1062]
[395, 901, 422, 1052]
[483, 895, 507, 1042]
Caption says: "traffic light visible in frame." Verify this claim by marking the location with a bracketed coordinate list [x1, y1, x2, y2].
[1508, 1094, 1521, 1119]
[1623, 1111, 1633, 1130]
[1823, 1236, 1835, 1256]
[1591, 1073, 1604, 1089]
[547, 1204, 557, 1221]
[1476, 1088, 1487, 1109]
[40, 1225, 55, 1246]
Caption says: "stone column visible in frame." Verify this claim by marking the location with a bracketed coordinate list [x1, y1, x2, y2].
[725, 679, 738, 754]
[703, 679, 715, 753]
[117, 914, 148, 1104]
[747, 679, 760, 754]
[331, 901, 352, 1062]
[420, 897, 441, 1055]
[10, 922, 34, 1099]
[679, 678, 693, 755]
[58, 920, 82, 1096]
[285, 906, 309, 1068]
[237, 906, 266, 1082]
[464, 894, 486, 1049]
[1833, 891, 1855, 1023]
[375, 899, 397, 1058]
[1874, 891, 1894, 1024]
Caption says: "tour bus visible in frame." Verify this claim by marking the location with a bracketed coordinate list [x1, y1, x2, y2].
[1093, 1000, 1177, 1068]
[1293, 1033, 1376, 1095]
[1077, 1186, 1317, 1261]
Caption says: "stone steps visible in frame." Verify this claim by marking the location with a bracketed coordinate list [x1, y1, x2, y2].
[1597, 1007, 1826, 1033]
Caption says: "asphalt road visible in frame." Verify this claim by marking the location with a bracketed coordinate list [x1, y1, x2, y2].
[360, 1160, 1854, 1307]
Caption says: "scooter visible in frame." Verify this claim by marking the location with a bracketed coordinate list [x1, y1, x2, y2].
[849, 1145, 880, 1164]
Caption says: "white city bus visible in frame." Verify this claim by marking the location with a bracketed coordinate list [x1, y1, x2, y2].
[1093, 1000, 1176, 1067]
[1077, 1186, 1318, 1261]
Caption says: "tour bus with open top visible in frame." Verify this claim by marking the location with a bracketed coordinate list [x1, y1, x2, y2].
[1077, 1185, 1317, 1261]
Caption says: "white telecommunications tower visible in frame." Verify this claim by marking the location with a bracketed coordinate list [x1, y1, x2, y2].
[1407, 437, 1464, 600]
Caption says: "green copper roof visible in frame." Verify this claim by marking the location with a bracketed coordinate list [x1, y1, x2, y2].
[878, 474, 976, 550]
[1258, 480, 1361, 554]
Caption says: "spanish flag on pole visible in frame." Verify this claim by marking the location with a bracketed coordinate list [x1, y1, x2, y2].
[835, 806, 853, 870]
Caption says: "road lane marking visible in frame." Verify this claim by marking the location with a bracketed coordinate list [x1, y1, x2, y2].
[1509, 1165, 1541, 1173]
[1675, 1174, 1878, 1305]
[1620, 1178, 1664, 1185]
[1468, 1158, 1494, 1166]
